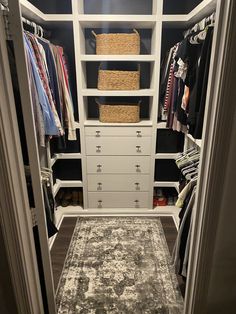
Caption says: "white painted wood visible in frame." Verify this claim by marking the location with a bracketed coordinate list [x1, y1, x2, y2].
[82, 88, 155, 97]
[154, 206, 180, 227]
[84, 119, 153, 127]
[78, 15, 157, 28]
[0, 11, 44, 313]
[72, 0, 89, 208]
[87, 156, 151, 174]
[184, 1, 236, 313]
[85, 136, 152, 156]
[162, 0, 217, 26]
[154, 181, 179, 192]
[7, 1, 56, 312]
[80, 55, 156, 62]
[157, 121, 167, 129]
[85, 126, 152, 137]
[87, 174, 150, 192]
[88, 192, 149, 208]
[155, 153, 179, 159]
[186, 133, 202, 147]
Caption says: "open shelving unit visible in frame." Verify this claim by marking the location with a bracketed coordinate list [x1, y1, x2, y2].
[19, 0, 216, 225]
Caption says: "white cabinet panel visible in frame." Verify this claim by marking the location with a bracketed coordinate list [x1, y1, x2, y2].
[87, 156, 151, 174]
[88, 192, 149, 208]
[85, 137, 152, 155]
[85, 126, 152, 137]
[87, 174, 150, 191]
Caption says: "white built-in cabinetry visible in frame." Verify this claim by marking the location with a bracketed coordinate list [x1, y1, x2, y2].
[19, 0, 215, 227]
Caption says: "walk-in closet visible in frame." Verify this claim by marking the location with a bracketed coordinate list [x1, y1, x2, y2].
[1, 0, 236, 313]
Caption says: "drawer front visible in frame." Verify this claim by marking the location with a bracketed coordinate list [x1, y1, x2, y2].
[85, 137, 152, 156]
[85, 126, 152, 137]
[87, 156, 151, 174]
[88, 192, 149, 208]
[87, 174, 150, 192]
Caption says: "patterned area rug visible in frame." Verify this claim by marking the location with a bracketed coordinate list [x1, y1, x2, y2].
[56, 217, 183, 313]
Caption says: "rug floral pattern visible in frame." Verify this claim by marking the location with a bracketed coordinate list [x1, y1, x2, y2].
[56, 217, 183, 313]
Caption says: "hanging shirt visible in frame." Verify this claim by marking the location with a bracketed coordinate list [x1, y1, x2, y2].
[24, 34, 59, 136]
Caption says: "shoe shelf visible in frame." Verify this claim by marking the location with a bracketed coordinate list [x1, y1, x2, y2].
[155, 153, 179, 159]
[154, 181, 179, 193]
[53, 179, 83, 197]
[50, 153, 82, 167]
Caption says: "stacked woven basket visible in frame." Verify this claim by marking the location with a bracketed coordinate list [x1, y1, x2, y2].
[92, 29, 141, 123]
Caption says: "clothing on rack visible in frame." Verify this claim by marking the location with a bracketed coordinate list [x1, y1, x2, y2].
[172, 148, 199, 278]
[159, 15, 214, 139]
[23, 22, 77, 147]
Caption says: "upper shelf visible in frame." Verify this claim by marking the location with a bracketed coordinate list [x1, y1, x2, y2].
[81, 88, 155, 96]
[20, 0, 217, 28]
[163, 0, 217, 27]
[78, 15, 156, 28]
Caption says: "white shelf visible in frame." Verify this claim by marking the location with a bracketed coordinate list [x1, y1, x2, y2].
[51, 153, 82, 167]
[155, 153, 179, 159]
[78, 14, 157, 28]
[53, 179, 83, 197]
[82, 88, 154, 96]
[84, 119, 153, 127]
[20, 0, 73, 23]
[162, 0, 217, 27]
[157, 122, 167, 129]
[186, 133, 202, 147]
[154, 181, 179, 192]
[80, 55, 156, 62]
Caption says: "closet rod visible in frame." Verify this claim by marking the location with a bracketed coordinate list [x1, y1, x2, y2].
[184, 12, 215, 38]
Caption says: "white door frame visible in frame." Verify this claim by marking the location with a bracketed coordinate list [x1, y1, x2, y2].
[1, 0, 236, 313]
[0, 10, 44, 314]
[185, 0, 236, 313]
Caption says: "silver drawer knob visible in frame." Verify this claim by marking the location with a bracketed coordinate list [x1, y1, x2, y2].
[136, 145, 141, 153]
[97, 164, 102, 172]
[98, 200, 102, 208]
[135, 182, 140, 190]
[96, 145, 101, 153]
[135, 164, 141, 172]
[95, 130, 101, 137]
[97, 182, 102, 191]
[134, 200, 140, 208]
[136, 130, 142, 137]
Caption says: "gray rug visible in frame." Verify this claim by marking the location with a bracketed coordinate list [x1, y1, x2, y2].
[56, 217, 183, 313]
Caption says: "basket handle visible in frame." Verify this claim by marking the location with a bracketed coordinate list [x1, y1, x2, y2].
[133, 29, 139, 35]
[91, 30, 97, 38]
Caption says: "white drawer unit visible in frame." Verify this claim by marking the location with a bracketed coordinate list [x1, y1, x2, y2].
[87, 174, 150, 192]
[85, 137, 152, 156]
[88, 192, 149, 208]
[85, 126, 152, 137]
[87, 156, 151, 174]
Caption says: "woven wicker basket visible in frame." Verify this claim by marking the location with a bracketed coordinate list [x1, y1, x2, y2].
[92, 29, 140, 55]
[98, 65, 140, 90]
[97, 100, 140, 123]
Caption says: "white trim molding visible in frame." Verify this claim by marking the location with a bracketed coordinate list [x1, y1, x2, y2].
[185, 1, 236, 313]
[0, 10, 44, 314]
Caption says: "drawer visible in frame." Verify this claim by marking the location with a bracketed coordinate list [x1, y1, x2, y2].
[87, 174, 150, 192]
[87, 156, 151, 174]
[85, 137, 152, 155]
[85, 126, 152, 137]
[88, 192, 149, 208]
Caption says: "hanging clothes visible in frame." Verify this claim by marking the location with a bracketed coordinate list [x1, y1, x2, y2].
[159, 23, 214, 140]
[23, 29, 77, 147]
